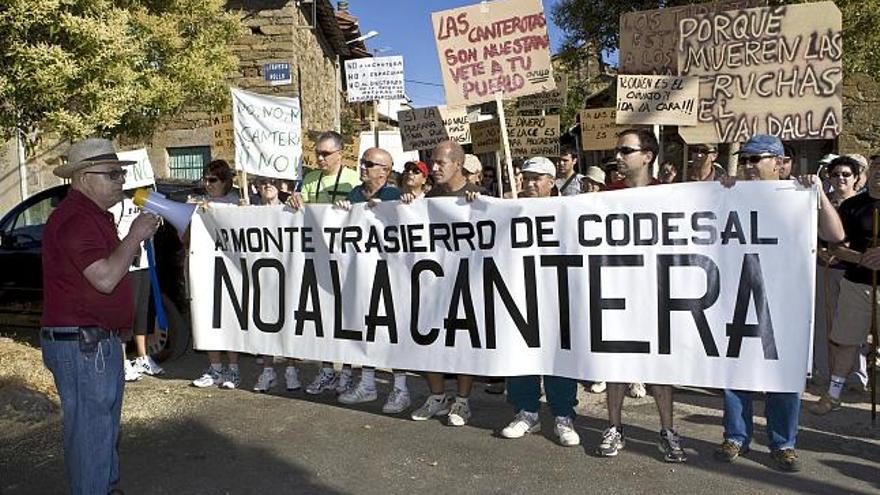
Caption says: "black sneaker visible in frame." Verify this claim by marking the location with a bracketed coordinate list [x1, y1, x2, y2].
[770, 448, 800, 472]
[597, 425, 625, 457]
[659, 428, 687, 463]
[714, 440, 748, 463]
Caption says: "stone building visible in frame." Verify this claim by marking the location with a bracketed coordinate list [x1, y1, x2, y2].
[0, 0, 371, 213]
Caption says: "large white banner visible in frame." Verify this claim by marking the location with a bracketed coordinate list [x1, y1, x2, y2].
[189, 182, 818, 393]
[232, 88, 301, 180]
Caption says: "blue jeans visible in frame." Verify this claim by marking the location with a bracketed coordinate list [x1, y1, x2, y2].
[722, 389, 800, 451]
[507, 375, 577, 418]
[42, 330, 125, 495]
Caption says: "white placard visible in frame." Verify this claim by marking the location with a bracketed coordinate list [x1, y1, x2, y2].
[117, 149, 155, 190]
[189, 181, 818, 393]
[345, 56, 406, 103]
[232, 88, 301, 180]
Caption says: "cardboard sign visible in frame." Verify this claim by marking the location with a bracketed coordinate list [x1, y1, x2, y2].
[344, 56, 406, 103]
[470, 119, 502, 154]
[232, 88, 302, 180]
[211, 112, 235, 163]
[117, 149, 155, 190]
[619, 0, 762, 75]
[507, 114, 559, 157]
[517, 72, 568, 110]
[398, 106, 471, 151]
[677, 2, 842, 143]
[357, 131, 419, 173]
[580, 108, 629, 151]
[431, 0, 555, 107]
[616, 75, 699, 126]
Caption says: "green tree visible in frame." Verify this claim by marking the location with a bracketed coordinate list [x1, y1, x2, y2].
[0, 0, 240, 148]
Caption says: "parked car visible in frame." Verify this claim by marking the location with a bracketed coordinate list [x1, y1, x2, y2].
[0, 180, 201, 361]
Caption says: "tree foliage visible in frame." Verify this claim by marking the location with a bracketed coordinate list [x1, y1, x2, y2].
[551, 0, 877, 77]
[0, 0, 240, 147]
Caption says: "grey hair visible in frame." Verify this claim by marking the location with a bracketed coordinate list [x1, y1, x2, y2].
[315, 130, 344, 151]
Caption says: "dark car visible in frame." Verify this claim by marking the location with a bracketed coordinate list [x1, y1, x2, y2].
[0, 180, 199, 361]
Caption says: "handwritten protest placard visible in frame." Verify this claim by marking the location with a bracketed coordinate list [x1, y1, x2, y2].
[616, 75, 699, 126]
[117, 149, 155, 190]
[211, 112, 235, 163]
[232, 88, 301, 180]
[507, 114, 559, 157]
[398, 106, 471, 151]
[581, 108, 628, 151]
[344, 56, 406, 103]
[619, 0, 761, 75]
[676, 2, 842, 143]
[470, 119, 502, 154]
[517, 72, 568, 110]
[431, 0, 555, 107]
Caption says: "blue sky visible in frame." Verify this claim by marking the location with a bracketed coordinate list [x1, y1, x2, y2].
[348, 0, 567, 108]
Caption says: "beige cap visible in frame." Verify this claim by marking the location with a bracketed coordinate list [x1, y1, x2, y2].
[463, 154, 482, 174]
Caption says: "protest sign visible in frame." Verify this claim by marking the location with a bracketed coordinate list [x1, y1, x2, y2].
[580, 108, 630, 151]
[507, 114, 559, 157]
[232, 88, 302, 180]
[470, 119, 502, 154]
[398, 106, 471, 152]
[189, 181, 818, 393]
[211, 112, 235, 163]
[616, 75, 699, 126]
[619, 0, 762, 75]
[517, 72, 568, 110]
[116, 149, 155, 190]
[431, 0, 555, 107]
[357, 130, 419, 173]
[344, 56, 406, 103]
[676, 2, 842, 143]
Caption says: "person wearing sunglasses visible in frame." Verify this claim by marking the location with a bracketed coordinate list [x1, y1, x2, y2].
[42, 138, 161, 495]
[332, 148, 411, 414]
[686, 144, 726, 182]
[597, 128, 685, 464]
[192, 159, 244, 390]
[715, 134, 843, 472]
[291, 131, 360, 209]
[400, 160, 429, 199]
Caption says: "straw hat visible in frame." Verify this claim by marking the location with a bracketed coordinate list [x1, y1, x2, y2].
[53, 138, 135, 179]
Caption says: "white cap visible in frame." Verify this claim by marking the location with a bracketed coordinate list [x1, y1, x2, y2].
[521, 156, 555, 176]
[463, 154, 482, 174]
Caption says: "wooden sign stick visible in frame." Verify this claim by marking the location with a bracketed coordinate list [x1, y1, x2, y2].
[238, 170, 250, 205]
[496, 92, 518, 199]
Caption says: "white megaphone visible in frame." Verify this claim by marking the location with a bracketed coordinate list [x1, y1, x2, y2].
[133, 188, 197, 236]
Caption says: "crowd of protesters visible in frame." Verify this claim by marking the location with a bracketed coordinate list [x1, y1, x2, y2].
[42, 130, 878, 493]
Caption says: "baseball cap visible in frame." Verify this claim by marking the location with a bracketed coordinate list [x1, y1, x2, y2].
[521, 156, 555, 176]
[404, 160, 429, 177]
[463, 154, 482, 174]
[736, 134, 784, 156]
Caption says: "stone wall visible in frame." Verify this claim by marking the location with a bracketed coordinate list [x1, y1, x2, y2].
[0, 0, 342, 213]
[839, 73, 880, 157]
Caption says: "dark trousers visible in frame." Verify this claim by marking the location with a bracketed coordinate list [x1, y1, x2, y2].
[506, 375, 578, 418]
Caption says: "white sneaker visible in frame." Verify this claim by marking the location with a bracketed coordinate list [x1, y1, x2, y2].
[285, 366, 301, 391]
[382, 388, 411, 414]
[338, 382, 378, 404]
[253, 368, 277, 393]
[411, 394, 452, 421]
[305, 370, 338, 395]
[554, 416, 580, 447]
[133, 355, 164, 376]
[220, 368, 241, 389]
[124, 360, 142, 382]
[589, 381, 607, 394]
[192, 367, 224, 388]
[627, 383, 647, 398]
[447, 399, 471, 427]
[335, 371, 354, 394]
[501, 411, 540, 439]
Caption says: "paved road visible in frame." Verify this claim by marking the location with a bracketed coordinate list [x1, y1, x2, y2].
[2, 351, 878, 494]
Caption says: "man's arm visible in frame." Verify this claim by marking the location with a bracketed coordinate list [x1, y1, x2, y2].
[83, 213, 160, 294]
[798, 175, 844, 243]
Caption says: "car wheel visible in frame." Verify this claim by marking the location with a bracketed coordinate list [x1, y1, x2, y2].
[147, 294, 190, 362]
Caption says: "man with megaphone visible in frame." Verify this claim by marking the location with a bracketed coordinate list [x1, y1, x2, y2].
[41, 138, 162, 495]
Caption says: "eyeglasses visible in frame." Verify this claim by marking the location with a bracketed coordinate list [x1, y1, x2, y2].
[830, 171, 854, 178]
[316, 149, 341, 159]
[203, 176, 220, 184]
[84, 169, 127, 180]
[738, 154, 776, 164]
[404, 168, 423, 175]
[614, 146, 644, 155]
[360, 158, 386, 169]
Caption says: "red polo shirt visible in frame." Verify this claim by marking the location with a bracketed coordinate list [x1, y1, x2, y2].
[41, 189, 133, 333]
[606, 178, 662, 190]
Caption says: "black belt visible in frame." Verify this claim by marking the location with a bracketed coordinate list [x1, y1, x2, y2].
[41, 327, 121, 341]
